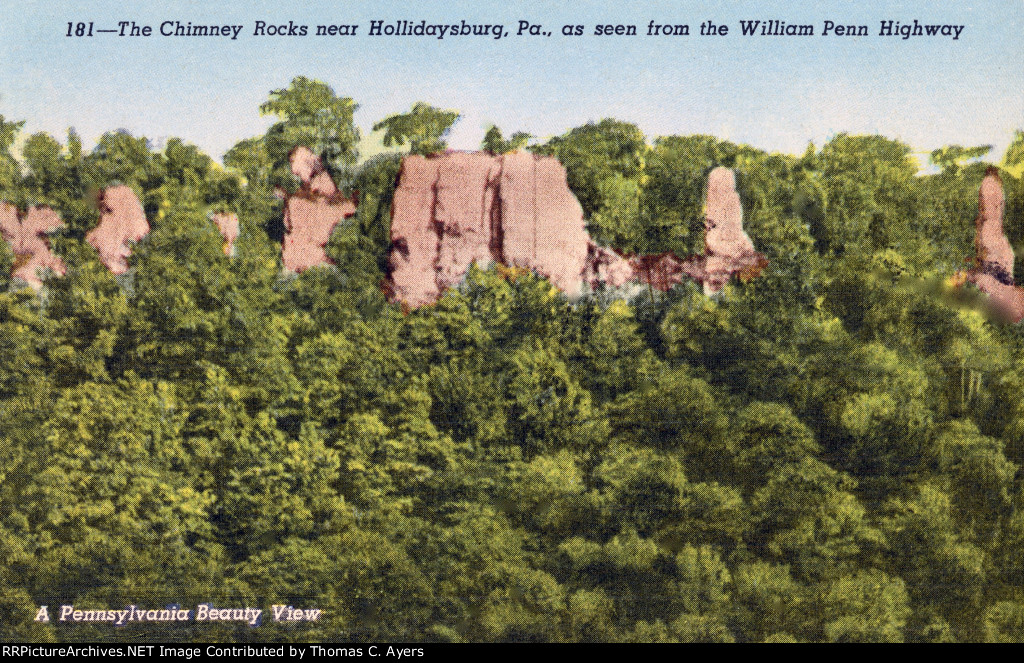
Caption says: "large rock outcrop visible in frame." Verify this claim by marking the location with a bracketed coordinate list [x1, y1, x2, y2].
[281, 147, 357, 272]
[387, 155, 767, 308]
[390, 152, 611, 308]
[0, 204, 66, 287]
[967, 168, 1024, 322]
[86, 185, 149, 275]
[680, 167, 767, 295]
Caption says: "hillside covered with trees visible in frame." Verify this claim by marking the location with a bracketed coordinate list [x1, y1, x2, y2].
[2, 76, 1024, 642]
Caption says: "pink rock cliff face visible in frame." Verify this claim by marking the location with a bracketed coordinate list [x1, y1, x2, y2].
[281, 147, 357, 273]
[86, 185, 149, 275]
[681, 167, 767, 295]
[389, 152, 598, 308]
[967, 169, 1024, 323]
[212, 212, 240, 256]
[0, 203, 67, 288]
[499, 152, 592, 295]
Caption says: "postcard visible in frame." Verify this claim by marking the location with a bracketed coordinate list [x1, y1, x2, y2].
[1, 0, 1023, 647]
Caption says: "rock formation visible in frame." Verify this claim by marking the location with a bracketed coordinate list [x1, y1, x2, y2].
[85, 185, 149, 275]
[974, 168, 1014, 285]
[212, 212, 240, 256]
[0, 203, 66, 288]
[390, 152, 610, 308]
[387, 155, 767, 308]
[281, 147, 357, 272]
[967, 168, 1024, 323]
[680, 167, 768, 295]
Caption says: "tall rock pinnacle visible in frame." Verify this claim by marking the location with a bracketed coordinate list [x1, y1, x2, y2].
[86, 185, 149, 275]
[968, 168, 1024, 322]
[281, 147, 356, 272]
[681, 167, 767, 295]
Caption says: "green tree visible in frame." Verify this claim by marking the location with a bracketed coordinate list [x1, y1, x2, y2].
[505, 339, 608, 457]
[881, 482, 988, 640]
[733, 401, 820, 492]
[814, 134, 919, 261]
[730, 561, 806, 642]
[0, 115, 25, 198]
[814, 570, 911, 642]
[481, 125, 531, 154]
[749, 458, 884, 581]
[608, 366, 732, 482]
[1004, 130, 1024, 173]
[20, 376, 221, 622]
[85, 130, 164, 203]
[560, 298, 661, 404]
[983, 602, 1024, 643]
[20, 130, 97, 236]
[931, 144, 993, 173]
[373, 102, 460, 156]
[260, 75, 361, 187]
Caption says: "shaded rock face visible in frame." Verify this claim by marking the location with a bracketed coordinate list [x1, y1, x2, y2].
[968, 169, 1024, 323]
[582, 242, 636, 289]
[387, 156, 767, 307]
[631, 253, 686, 293]
[281, 147, 357, 272]
[0, 203, 66, 288]
[212, 212, 240, 256]
[681, 167, 767, 295]
[435, 153, 502, 293]
[86, 185, 149, 275]
[389, 156, 446, 307]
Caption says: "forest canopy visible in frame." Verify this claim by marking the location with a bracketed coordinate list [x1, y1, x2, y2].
[1, 76, 1024, 643]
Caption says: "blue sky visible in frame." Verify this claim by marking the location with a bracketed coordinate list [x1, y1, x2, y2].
[1, 0, 1021, 165]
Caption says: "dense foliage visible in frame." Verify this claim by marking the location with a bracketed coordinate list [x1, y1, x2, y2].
[2, 77, 1024, 642]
